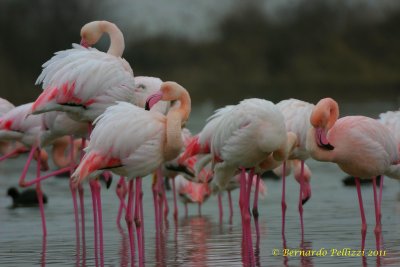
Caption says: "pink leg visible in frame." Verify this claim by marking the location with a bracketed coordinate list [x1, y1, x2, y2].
[117, 176, 127, 225]
[355, 177, 367, 251]
[252, 174, 260, 219]
[184, 203, 188, 217]
[134, 178, 144, 266]
[35, 148, 47, 237]
[95, 180, 104, 267]
[139, 178, 145, 265]
[78, 184, 86, 247]
[89, 180, 99, 267]
[125, 180, 135, 264]
[151, 173, 160, 232]
[228, 190, 233, 223]
[372, 177, 381, 250]
[298, 160, 305, 239]
[378, 176, 384, 223]
[18, 146, 36, 187]
[0, 147, 24, 162]
[245, 171, 255, 265]
[70, 180, 80, 253]
[162, 180, 169, 222]
[218, 193, 223, 222]
[172, 177, 178, 221]
[281, 161, 287, 237]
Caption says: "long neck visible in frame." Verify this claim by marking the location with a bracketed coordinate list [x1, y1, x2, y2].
[99, 21, 125, 57]
[163, 90, 191, 161]
[52, 137, 81, 168]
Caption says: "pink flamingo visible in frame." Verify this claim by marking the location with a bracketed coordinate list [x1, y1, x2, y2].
[174, 174, 211, 216]
[31, 20, 136, 265]
[306, 97, 399, 250]
[180, 98, 295, 264]
[0, 103, 49, 236]
[276, 98, 314, 237]
[0, 98, 17, 155]
[378, 110, 400, 181]
[72, 81, 191, 265]
[32, 20, 135, 123]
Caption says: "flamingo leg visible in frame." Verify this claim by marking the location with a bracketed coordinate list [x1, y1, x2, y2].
[70, 180, 80, 254]
[378, 175, 384, 223]
[228, 190, 233, 223]
[134, 178, 142, 266]
[18, 145, 36, 187]
[125, 179, 135, 265]
[89, 180, 99, 267]
[95, 180, 104, 267]
[298, 160, 305, 239]
[117, 176, 128, 225]
[78, 184, 86, 248]
[281, 161, 287, 238]
[372, 176, 381, 250]
[245, 170, 255, 265]
[139, 178, 145, 265]
[218, 193, 223, 222]
[172, 177, 178, 221]
[36, 151, 47, 237]
[184, 203, 188, 217]
[252, 174, 260, 219]
[151, 173, 160, 232]
[355, 177, 367, 251]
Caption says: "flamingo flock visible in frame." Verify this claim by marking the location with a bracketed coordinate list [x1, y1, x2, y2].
[1, 20, 399, 267]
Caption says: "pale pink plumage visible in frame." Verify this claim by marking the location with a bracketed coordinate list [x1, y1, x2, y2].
[378, 110, 400, 179]
[205, 98, 288, 190]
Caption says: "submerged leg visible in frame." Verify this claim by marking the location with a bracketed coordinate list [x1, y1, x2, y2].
[355, 177, 367, 251]
[281, 161, 287, 237]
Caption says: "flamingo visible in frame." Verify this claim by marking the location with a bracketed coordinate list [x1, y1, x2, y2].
[31, 21, 135, 265]
[32, 20, 135, 122]
[0, 98, 17, 155]
[378, 110, 400, 180]
[0, 103, 49, 236]
[72, 81, 191, 265]
[174, 174, 211, 216]
[276, 98, 314, 237]
[306, 97, 399, 250]
[180, 98, 296, 264]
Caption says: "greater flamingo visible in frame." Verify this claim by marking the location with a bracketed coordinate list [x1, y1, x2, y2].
[180, 98, 295, 264]
[306, 97, 399, 250]
[276, 98, 314, 237]
[0, 103, 49, 236]
[72, 81, 191, 265]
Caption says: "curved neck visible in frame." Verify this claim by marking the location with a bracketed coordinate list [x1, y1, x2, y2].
[311, 98, 339, 130]
[99, 21, 125, 57]
[52, 137, 81, 168]
[164, 90, 191, 161]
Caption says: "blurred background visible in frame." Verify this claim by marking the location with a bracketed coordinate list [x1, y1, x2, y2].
[0, 0, 399, 111]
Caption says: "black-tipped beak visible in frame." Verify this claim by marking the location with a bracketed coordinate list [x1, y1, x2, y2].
[145, 100, 150, 111]
[106, 176, 113, 189]
[302, 196, 310, 205]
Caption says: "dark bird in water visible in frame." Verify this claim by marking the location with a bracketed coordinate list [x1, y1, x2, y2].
[7, 187, 48, 208]
[342, 176, 382, 186]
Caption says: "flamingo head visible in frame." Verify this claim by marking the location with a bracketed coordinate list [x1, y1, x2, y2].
[80, 21, 103, 48]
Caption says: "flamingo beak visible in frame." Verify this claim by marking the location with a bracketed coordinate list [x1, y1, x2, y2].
[316, 127, 334, 150]
[80, 39, 89, 48]
[145, 91, 163, 111]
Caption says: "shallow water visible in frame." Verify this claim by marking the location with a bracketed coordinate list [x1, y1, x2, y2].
[1, 103, 400, 267]
[1, 156, 399, 267]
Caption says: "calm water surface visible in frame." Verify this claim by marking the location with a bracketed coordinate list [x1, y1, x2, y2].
[0, 104, 399, 267]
